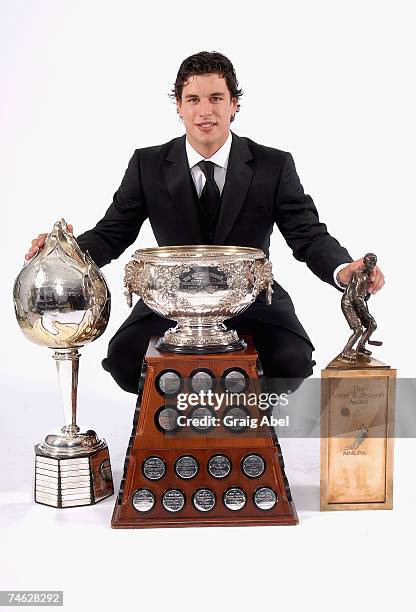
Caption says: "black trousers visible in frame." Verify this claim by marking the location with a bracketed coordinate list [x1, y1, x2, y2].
[102, 310, 315, 396]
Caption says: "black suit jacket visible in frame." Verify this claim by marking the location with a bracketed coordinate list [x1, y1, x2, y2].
[77, 132, 352, 346]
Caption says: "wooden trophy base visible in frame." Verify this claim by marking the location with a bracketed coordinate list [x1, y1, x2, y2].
[320, 355, 396, 511]
[112, 336, 298, 528]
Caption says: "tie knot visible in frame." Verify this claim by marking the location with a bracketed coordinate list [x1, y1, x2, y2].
[198, 160, 216, 181]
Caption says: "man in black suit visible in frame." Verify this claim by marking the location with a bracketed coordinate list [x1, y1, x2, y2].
[25, 51, 385, 395]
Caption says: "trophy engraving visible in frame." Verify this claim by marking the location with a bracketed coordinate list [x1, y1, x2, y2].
[190, 369, 215, 392]
[241, 454, 266, 478]
[189, 406, 216, 432]
[162, 489, 186, 512]
[253, 487, 277, 510]
[207, 454, 232, 479]
[223, 487, 247, 511]
[157, 370, 182, 395]
[142, 456, 166, 480]
[192, 488, 216, 512]
[222, 368, 248, 392]
[13, 219, 113, 508]
[155, 406, 181, 433]
[223, 406, 250, 433]
[174, 455, 199, 479]
[132, 488, 156, 512]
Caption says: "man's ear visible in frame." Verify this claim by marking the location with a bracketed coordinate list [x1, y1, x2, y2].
[231, 96, 238, 114]
[176, 97, 182, 116]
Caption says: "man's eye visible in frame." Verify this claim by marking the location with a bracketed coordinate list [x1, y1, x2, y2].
[212, 97, 222, 102]
[188, 98, 198, 103]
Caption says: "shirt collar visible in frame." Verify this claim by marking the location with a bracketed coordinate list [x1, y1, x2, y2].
[185, 131, 232, 170]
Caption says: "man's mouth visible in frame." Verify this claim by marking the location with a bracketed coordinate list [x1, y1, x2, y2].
[196, 122, 216, 130]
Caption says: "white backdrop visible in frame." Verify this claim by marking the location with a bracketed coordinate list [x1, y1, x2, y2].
[1, 1, 415, 611]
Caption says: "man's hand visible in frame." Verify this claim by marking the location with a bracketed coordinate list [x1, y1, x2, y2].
[24, 224, 74, 261]
[337, 257, 385, 294]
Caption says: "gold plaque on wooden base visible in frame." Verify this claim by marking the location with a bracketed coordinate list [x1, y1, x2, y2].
[320, 355, 396, 511]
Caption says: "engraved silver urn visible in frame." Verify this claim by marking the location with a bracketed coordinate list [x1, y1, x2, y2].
[13, 219, 114, 507]
[124, 245, 274, 353]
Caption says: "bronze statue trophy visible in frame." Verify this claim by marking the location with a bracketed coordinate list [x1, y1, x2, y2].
[112, 246, 298, 528]
[320, 253, 396, 511]
[340, 253, 382, 363]
[13, 220, 114, 508]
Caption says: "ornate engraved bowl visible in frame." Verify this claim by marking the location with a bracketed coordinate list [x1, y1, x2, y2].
[124, 245, 273, 353]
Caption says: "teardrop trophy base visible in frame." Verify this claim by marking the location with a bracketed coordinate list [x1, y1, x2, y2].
[35, 435, 114, 508]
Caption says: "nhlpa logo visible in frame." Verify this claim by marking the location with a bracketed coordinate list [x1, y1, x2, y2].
[343, 424, 368, 455]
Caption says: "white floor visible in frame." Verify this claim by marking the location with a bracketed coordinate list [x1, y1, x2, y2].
[1, 384, 414, 612]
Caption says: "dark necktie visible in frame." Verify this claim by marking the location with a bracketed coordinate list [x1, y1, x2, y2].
[198, 160, 221, 219]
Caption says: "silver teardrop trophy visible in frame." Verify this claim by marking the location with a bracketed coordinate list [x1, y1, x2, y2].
[13, 219, 113, 508]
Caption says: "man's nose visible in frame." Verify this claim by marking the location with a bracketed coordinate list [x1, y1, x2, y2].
[199, 100, 213, 116]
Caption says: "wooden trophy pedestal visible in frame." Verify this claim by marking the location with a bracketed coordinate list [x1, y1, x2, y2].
[320, 355, 396, 511]
[112, 337, 298, 528]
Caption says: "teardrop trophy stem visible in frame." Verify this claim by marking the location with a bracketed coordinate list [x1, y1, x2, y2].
[53, 348, 80, 435]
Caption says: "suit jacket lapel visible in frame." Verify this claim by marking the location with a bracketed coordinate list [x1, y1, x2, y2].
[165, 135, 204, 243]
[214, 132, 254, 244]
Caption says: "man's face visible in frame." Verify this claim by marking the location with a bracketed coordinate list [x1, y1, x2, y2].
[176, 74, 238, 157]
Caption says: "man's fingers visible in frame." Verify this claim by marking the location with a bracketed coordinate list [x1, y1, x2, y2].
[370, 274, 385, 294]
[368, 266, 385, 294]
[350, 257, 364, 271]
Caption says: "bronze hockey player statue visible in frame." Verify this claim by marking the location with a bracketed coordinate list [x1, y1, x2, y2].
[340, 252, 383, 363]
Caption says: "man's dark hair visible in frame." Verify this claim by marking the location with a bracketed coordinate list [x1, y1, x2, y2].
[170, 51, 243, 121]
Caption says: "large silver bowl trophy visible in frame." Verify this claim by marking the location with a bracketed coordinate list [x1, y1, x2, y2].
[13, 219, 113, 508]
[124, 245, 274, 353]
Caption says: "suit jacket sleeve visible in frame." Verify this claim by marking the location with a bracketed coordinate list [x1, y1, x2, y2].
[76, 150, 148, 267]
[274, 152, 353, 289]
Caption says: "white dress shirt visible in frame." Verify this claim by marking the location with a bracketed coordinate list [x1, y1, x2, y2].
[185, 131, 232, 196]
[185, 132, 348, 287]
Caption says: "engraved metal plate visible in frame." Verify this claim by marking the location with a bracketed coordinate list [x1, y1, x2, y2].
[174, 455, 199, 479]
[193, 488, 216, 512]
[36, 458, 59, 472]
[222, 369, 247, 392]
[162, 489, 185, 512]
[35, 468, 59, 480]
[36, 484, 59, 495]
[61, 498, 91, 507]
[35, 492, 59, 506]
[142, 456, 166, 481]
[59, 469, 91, 477]
[189, 406, 216, 432]
[190, 369, 214, 393]
[61, 478, 91, 489]
[157, 370, 182, 395]
[132, 488, 156, 512]
[179, 266, 228, 291]
[36, 471, 59, 480]
[61, 458, 89, 467]
[253, 487, 277, 510]
[223, 487, 247, 511]
[241, 454, 265, 478]
[222, 406, 250, 433]
[35, 456, 59, 466]
[155, 406, 180, 432]
[207, 454, 232, 479]
[61, 490, 92, 501]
